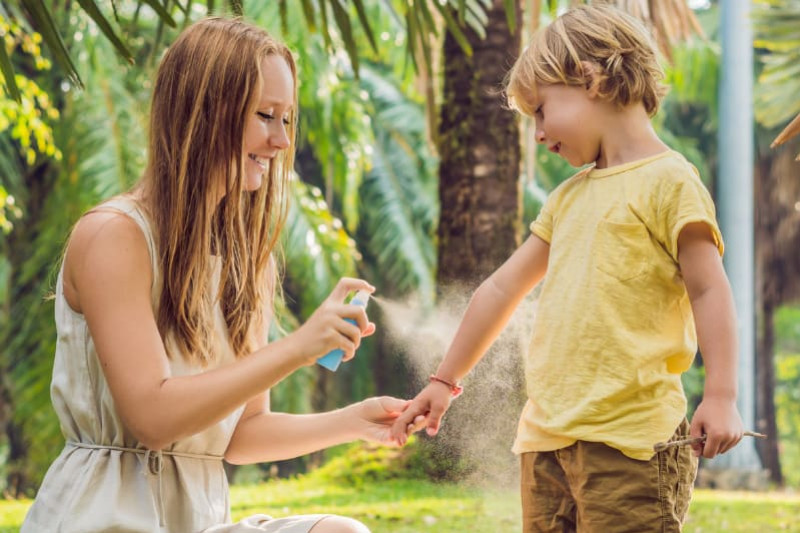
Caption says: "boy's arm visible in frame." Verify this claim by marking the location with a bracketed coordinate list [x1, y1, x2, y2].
[678, 222, 744, 458]
[390, 234, 550, 444]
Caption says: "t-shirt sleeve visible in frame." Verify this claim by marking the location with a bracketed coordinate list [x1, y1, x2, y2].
[530, 194, 556, 244]
[655, 167, 724, 262]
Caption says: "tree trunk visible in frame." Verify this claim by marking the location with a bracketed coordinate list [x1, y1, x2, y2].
[753, 137, 800, 486]
[755, 300, 781, 485]
[437, 0, 523, 290]
[431, 0, 524, 485]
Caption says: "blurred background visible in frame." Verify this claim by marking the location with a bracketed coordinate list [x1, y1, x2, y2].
[1, 1, 799, 531]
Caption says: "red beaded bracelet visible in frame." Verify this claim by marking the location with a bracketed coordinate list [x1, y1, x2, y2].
[429, 375, 464, 398]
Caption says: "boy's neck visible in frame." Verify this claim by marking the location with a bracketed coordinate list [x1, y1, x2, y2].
[594, 103, 669, 169]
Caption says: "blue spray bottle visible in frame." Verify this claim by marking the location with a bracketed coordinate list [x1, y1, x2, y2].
[316, 289, 371, 371]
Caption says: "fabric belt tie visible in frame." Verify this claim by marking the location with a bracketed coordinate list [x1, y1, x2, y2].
[66, 441, 223, 527]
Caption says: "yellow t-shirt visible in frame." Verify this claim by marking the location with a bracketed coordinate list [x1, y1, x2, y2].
[512, 150, 723, 461]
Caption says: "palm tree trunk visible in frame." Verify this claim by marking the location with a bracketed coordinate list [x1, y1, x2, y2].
[753, 138, 800, 486]
[437, 0, 523, 289]
[755, 300, 782, 485]
[431, 0, 524, 481]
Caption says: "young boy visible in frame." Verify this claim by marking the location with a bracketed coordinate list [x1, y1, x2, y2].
[392, 4, 744, 532]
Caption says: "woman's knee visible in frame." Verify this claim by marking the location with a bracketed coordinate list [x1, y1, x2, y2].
[309, 515, 371, 533]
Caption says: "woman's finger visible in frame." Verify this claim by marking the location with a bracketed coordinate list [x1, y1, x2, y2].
[328, 277, 375, 303]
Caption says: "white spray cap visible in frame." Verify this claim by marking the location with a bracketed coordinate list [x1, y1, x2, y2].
[351, 290, 371, 308]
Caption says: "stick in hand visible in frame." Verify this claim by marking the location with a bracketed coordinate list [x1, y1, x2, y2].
[653, 431, 766, 453]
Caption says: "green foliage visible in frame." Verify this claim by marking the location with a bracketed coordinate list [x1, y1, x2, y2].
[2, 477, 800, 533]
[281, 179, 359, 317]
[4, 0, 508, 115]
[314, 436, 473, 488]
[355, 63, 438, 301]
[0, 187, 21, 234]
[658, 38, 722, 186]
[313, 440, 424, 487]
[775, 305, 800, 353]
[0, 16, 60, 234]
[682, 362, 706, 420]
[0, 4, 157, 491]
[774, 305, 800, 487]
[753, 0, 800, 129]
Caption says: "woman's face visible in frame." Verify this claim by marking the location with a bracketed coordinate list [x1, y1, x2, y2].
[241, 54, 294, 191]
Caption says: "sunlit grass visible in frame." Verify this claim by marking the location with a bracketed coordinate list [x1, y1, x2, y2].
[2, 479, 798, 532]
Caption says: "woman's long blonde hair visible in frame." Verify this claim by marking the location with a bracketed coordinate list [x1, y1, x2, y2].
[140, 17, 296, 366]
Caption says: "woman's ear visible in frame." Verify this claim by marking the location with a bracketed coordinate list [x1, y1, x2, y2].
[580, 61, 601, 99]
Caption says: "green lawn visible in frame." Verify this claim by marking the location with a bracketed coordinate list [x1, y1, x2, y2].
[2, 477, 799, 532]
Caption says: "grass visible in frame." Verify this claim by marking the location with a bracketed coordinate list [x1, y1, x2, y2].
[2, 477, 799, 532]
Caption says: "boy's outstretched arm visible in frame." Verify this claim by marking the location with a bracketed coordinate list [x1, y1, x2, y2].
[390, 234, 550, 445]
[678, 222, 745, 458]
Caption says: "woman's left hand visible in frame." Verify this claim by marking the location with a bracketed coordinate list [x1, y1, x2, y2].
[354, 396, 426, 446]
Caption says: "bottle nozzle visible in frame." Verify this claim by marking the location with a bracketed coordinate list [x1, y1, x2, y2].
[351, 290, 371, 308]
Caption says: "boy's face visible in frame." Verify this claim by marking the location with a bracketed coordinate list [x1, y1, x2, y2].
[532, 83, 602, 168]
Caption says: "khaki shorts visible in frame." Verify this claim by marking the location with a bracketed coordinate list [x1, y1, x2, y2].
[520, 420, 697, 533]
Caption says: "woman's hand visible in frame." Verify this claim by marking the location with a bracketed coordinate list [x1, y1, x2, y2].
[352, 397, 427, 446]
[291, 278, 376, 366]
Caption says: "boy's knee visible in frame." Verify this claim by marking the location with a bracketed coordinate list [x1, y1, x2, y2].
[309, 515, 371, 533]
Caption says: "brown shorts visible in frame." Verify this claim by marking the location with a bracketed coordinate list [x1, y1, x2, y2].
[520, 420, 697, 533]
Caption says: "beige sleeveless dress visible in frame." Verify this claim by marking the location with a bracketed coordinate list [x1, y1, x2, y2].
[22, 197, 330, 533]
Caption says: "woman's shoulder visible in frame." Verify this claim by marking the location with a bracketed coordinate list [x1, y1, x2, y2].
[63, 197, 153, 308]
[70, 197, 149, 253]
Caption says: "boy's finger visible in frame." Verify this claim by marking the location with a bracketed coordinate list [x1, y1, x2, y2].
[688, 419, 704, 457]
[426, 404, 446, 436]
[702, 435, 720, 458]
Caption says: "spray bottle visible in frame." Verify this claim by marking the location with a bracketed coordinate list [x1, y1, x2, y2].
[316, 290, 371, 371]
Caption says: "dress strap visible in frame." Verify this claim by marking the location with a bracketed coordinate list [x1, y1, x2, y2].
[66, 441, 223, 527]
[87, 196, 161, 305]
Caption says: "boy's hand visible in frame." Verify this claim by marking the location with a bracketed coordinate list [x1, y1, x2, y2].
[390, 382, 454, 445]
[689, 396, 744, 458]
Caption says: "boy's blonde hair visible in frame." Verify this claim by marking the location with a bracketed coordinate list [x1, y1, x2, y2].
[506, 3, 667, 117]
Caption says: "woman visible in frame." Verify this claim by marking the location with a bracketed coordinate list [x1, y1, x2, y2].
[22, 17, 415, 533]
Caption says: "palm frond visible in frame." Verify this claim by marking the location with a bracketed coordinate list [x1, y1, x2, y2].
[356, 64, 437, 301]
[74, 0, 134, 64]
[753, 0, 800, 158]
[7, 0, 188, 97]
[771, 113, 800, 161]
[282, 0, 505, 78]
[0, 33, 20, 101]
[281, 177, 359, 317]
[18, 0, 83, 89]
[610, 0, 703, 58]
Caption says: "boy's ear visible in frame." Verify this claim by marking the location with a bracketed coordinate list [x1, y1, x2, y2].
[580, 61, 601, 99]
